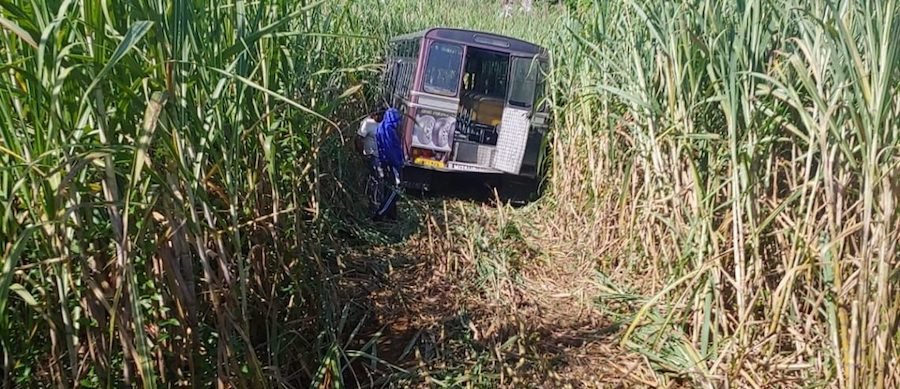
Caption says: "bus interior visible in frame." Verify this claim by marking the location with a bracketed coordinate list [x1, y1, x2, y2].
[450, 47, 511, 168]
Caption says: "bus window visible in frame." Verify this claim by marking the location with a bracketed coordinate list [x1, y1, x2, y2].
[463, 47, 509, 99]
[423, 42, 463, 96]
[382, 60, 397, 103]
[507, 57, 539, 109]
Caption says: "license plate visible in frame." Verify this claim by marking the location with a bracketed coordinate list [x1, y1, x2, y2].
[447, 162, 492, 173]
[415, 158, 445, 169]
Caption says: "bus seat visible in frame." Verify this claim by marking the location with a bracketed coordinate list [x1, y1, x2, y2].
[465, 94, 504, 126]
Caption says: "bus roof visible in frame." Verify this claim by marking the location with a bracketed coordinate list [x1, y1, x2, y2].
[390, 28, 547, 57]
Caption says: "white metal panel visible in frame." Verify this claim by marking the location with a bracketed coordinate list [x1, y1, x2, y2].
[413, 95, 459, 112]
[492, 107, 530, 174]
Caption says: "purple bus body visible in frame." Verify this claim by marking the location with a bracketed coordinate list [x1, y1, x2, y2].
[386, 28, 548, 179]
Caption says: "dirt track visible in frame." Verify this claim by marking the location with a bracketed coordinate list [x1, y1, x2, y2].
[334, 197, 656, 388]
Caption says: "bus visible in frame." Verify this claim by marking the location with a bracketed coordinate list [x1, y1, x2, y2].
[372, 27, 550, 203]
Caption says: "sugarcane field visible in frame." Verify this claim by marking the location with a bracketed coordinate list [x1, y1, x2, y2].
[1, 0, 898, 387]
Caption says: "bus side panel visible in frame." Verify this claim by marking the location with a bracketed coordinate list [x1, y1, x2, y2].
[402, 103, 417, 157]
[402, 39, 421, 159]
[413, 38, 426, 93]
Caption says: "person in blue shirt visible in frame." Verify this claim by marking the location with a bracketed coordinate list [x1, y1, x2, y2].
[356, 107, 404, 220]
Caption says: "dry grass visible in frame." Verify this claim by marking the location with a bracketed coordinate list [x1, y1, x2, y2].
[333, 198, 658, 388]
[545, 0, 900, 387]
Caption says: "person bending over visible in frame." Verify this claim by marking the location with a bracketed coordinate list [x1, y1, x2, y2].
[356, 108, 403, 220]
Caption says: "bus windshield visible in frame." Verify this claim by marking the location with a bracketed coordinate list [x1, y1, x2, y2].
[423, 42, 463, 96]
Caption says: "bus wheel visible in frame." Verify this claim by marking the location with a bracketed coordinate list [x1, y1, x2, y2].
[498, 176, 538, 206]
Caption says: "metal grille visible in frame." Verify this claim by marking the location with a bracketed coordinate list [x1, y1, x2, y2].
[492, 108, 530, 174]
[452, 142, 495, 167]
[477, 145, 495, 166]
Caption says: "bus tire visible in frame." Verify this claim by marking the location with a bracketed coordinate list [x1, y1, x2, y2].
[498, 176, 539, 206]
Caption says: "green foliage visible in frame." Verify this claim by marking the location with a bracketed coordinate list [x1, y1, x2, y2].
[0, 0, 383, 386]
[0, 0, 561, 386]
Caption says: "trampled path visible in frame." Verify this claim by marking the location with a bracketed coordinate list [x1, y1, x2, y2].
[334, 196, 657, 388]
